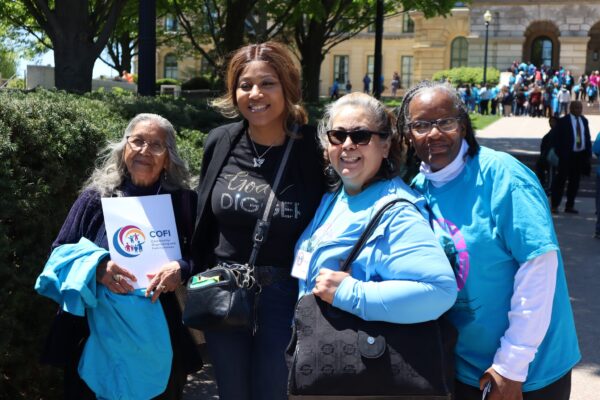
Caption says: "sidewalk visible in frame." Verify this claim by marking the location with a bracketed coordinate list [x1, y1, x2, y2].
[553, 196, 600, 400]
[477, 115, 599, 198]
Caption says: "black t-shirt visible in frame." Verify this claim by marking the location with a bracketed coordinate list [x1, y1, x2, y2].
[211, 132, 320, 268]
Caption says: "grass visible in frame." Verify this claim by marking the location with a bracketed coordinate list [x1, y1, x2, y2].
[469, 113, 501, 130]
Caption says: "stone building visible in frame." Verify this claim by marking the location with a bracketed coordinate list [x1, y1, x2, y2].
[156, 1, 600, 96]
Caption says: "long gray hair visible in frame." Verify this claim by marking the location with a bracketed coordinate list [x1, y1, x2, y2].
[84, 113, 193, 196]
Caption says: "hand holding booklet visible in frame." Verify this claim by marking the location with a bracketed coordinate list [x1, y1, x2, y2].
[101, 194, 181, 289]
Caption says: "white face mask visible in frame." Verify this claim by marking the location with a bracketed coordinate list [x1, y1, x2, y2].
[420, 139, 469, 188]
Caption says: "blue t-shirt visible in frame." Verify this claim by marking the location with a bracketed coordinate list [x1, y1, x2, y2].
[294, 178, 457, 324]
[412, 147, 580, 391]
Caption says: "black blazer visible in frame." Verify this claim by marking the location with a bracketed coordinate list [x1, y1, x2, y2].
[552, 114, 592, 161]
[190, 120, 326, 273]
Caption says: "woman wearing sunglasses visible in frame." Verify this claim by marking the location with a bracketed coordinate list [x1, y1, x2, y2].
[293, 92, 457, 328]
[398, 81, 579, 400]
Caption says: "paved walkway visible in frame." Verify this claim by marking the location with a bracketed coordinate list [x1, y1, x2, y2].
[477, 115, 600, 154]
[183, 116, 600, 399]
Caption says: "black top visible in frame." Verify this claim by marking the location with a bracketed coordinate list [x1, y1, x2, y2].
[192, 121, 326, 272]
[212, 132, 317, 267]
[551, 114, 592, 160]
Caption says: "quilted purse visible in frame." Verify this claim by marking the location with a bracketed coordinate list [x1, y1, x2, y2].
[183, 136, 294, 332]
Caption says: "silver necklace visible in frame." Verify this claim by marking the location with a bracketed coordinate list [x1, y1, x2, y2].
[248, 130, 274, 168]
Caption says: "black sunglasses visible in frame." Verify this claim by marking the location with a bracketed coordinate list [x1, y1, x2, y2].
[326, 129, 389, 145]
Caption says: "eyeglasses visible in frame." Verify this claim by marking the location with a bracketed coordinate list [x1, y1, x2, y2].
[126, 136, 167, 156]
[326, 129, 389, 146]
[407, 117, 461, 136]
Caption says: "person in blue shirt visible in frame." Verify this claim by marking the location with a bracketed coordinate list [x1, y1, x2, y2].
[397, 81, 580, 400]
[293, 92, 457, 327]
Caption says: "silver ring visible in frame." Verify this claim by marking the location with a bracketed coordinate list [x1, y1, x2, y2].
[112, 273, 122, 282]
[158, 284, 167, 291]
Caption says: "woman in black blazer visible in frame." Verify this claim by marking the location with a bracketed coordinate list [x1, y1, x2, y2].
[190, 42, 325, 400]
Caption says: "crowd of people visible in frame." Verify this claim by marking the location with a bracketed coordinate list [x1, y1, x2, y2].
[457, 61, 600, 118]
[36, 42, 587, 400]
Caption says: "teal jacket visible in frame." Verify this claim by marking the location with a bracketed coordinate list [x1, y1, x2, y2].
[35, 237, 172, 400]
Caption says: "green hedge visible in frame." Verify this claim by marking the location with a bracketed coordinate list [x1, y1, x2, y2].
[0, 89, 221, 398]
[432, 66, 500, 86]
[0, 90, 125, 398]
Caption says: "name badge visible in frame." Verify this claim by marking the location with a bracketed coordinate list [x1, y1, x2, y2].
[291, 249, 312, 280]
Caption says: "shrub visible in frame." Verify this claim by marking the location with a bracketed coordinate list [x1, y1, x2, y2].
[432, 66, 500, 86]
[84, 90, 231, 140]
[6, 78, 25, 89]
[0, 89, 127, 399]
[155, 78, 181, 93]
[181, 76, 212, 90]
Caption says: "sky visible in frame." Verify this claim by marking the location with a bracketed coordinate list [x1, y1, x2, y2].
[17, 50, 119, 79]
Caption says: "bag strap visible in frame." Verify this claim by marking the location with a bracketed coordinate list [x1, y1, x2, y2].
[340, 198, 417, 273]
[247, 131, 296, 267]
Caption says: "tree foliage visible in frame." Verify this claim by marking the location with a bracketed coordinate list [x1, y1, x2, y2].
[101, 0, 182, 76]
[168, 0, 300, 77]
[167, 0, 460, 100]
[0, 46, 17, 79]
[0, 0, 128, 92]
[291, 0, 460, 101]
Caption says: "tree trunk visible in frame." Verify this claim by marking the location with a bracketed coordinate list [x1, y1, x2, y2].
[25, 0, 127, 92]
[300, 50, 325, 103]
[54, 47, 96, 93]
[297, 19, 327, 103]
[223, 0, 254, 56]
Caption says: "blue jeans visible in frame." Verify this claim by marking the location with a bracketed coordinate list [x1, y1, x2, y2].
[204, 277, 298, 400]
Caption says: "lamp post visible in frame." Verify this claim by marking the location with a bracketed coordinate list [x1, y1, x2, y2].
[482, 10, 492, 86]
[373, 0, 384, 99]
[138, 0, 156, 96]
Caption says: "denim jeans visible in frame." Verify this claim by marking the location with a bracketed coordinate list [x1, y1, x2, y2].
[204, 277, 298, 400]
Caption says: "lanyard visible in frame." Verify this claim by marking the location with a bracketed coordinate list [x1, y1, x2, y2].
[304, 191, 342, 253]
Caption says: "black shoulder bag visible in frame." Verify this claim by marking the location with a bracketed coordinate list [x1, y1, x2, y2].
[182, 137, 294, 333]
[287, 199, 457, 399]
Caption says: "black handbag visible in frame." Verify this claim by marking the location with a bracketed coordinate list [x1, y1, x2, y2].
[287, 199, 457, 399]
[182, 136, 295, 332]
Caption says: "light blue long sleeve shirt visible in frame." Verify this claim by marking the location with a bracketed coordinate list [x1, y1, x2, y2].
[295, 178, 457, 323]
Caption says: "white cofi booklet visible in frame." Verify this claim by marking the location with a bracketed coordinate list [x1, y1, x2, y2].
[101, 194, 181, 289]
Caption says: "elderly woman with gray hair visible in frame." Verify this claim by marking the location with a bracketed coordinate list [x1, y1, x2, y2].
[39, 113, 202, 399]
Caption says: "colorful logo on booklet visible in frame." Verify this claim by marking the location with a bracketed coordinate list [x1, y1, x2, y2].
[113, 225, 146, 257]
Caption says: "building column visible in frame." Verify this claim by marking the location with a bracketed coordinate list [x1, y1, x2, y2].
[559, 36, 590, 77]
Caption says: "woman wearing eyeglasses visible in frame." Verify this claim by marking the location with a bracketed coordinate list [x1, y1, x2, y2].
[293, 92, 457, 328]
[39, 113, 202, 399]
[398, 81, 580, 400]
